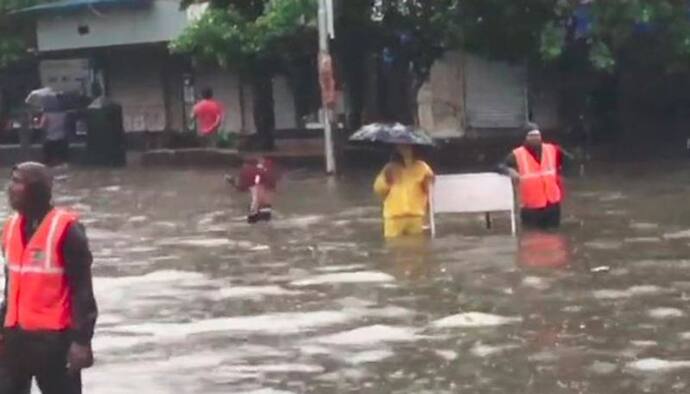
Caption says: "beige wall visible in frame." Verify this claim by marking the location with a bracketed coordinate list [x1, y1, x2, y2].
[194, 69, 255, 134]
[107, 49, 167, 133]
[418, 50, 465, 138]
[419, 50, 561, 137]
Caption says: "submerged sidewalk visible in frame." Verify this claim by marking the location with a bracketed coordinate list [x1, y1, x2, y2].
[140, 146, 325, 168]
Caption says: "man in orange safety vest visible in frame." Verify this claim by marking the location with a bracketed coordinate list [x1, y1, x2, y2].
[499, 123, 571, 229]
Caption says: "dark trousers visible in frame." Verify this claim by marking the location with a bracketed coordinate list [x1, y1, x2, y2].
[247, 206, 272, 224]
[2, 330, 81, 394]
[521, 204, 561, 229]
[43, 139, 69, 167]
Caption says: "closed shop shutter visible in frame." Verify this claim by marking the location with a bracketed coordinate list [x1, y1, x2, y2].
[108, 51, 166, 133]
[465, 54, 527, 128]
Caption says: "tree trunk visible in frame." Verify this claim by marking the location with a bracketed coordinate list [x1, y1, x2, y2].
[251, 63, 275, 151]
[408, 72, 425, 127]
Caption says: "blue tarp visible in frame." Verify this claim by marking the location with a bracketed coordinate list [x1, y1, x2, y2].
[15, 0, 148, 15]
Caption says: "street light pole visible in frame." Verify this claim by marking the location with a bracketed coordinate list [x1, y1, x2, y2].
[318, 0, 336, 174]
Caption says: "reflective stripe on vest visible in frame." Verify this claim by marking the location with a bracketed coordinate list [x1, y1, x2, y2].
[2, 208, 76, 331]
[513, 144, 562, 209]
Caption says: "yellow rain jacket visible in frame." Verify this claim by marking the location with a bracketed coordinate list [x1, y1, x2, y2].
[374, 160, 434, 220]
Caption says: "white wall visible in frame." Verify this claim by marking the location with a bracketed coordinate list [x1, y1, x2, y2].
[39, 58, 90, 93]
[36, 0, 189, 52]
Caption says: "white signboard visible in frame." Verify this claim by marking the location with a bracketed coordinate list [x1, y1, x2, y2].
[40, 59, 90, 94]
[430, 173, 516, 236]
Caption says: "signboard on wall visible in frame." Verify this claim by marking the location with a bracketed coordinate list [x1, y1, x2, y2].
[39, 59, 91, 94]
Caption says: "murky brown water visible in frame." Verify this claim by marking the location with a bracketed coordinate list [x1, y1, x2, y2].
[5, 162, 690, 393]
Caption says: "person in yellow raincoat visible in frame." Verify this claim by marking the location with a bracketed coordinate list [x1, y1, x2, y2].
[374, 144, 434, 238]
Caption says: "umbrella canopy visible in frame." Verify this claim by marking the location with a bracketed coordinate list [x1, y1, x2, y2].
[25, 87, 62, 111]
[349, 123, 434, 146]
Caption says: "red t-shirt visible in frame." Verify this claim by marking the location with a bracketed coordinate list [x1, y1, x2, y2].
[193, 99, 223, 135]
[237, 159, 280, 191]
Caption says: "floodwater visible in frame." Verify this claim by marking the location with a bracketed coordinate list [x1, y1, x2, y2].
[5, 162, 690, 393]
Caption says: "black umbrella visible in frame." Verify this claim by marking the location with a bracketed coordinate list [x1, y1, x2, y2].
[349, 123, 434, 146]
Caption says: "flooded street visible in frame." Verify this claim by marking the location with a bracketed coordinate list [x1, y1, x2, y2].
[6, 163, 690, 393]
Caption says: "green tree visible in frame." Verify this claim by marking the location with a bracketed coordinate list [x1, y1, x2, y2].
[172, 0, 317, 150]
[540, 1, 690, 72]
[538, 1, 690, 142]
[0, 0, 43, 68]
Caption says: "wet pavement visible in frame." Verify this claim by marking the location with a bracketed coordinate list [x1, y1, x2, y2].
[4, 162, 690, 393]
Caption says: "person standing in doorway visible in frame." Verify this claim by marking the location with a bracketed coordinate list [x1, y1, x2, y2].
[192, 87, 224, 147]
[374, 145, 434, 238]
[499, 123, 571, 229]
[39, 110, 70, 167]
[1, 162, 98, 394]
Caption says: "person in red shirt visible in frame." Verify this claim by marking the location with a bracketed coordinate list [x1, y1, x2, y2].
[192, 87, 224, 146]
[225, 155, 280, 223]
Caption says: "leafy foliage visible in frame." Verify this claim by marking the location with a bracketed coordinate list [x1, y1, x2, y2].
[0, 0, 51, 68]
[171, 0, 317, 69]
[541, 1, 690, 71]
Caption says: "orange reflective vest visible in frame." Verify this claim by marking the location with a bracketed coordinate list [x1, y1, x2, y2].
[513, 143, 562, 209]
[2, 208, 77, 331]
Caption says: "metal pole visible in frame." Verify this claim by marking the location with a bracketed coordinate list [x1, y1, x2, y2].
[318, 0, 336, 174]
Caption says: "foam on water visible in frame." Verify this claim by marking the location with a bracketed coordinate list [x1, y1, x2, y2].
[93, 335, 151, 352]
[300, 345, 331, 356]
[174, 238, 232, 247]
[648, 307, 684, 319]
[663, 230, 690, 240]
[631, 340, 657, 347]
[216, 286, 302, 300]
[431, 312, 522, 328]
[96, 270, 208, 289]
[624, 237, 662, 244]
[243, 390, 297, 394]
[275, 215, 325, 228]
[315, 325, 417, 346]
[630, 222, 659, 230]
[627, 358, 690, 372]
[470, 342, 520, 357]
[97, 314, 125, 326]
[346, 349, 395, 364]
[434, 350, 458, 361]
[315, 264, 368, 273]
[115, 310, 355, 338]
[598, 192, 626, 202]
[101, 185, 122, 192]
[217, 364, 324, 374]
[594, 285, 665, 300]
[585, 240, 623, 250]
[521, 276, 550, 290]
[291, 272, 396, 286]
[588, 361, 618, 375]
[95, 270, 215, 309]
[127, 246, 160, 253]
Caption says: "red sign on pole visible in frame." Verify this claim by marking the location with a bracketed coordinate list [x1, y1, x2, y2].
[319, 53, 336, 109]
